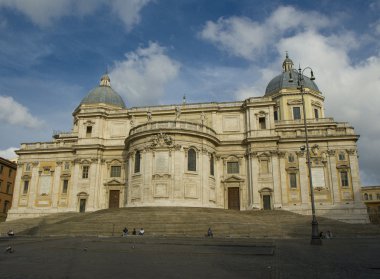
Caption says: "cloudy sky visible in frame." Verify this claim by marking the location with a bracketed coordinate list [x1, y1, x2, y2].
[0, 0, 379, 185]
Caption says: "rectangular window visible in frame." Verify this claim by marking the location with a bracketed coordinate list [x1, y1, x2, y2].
[134, 151, 141, 173]
[369, 194, 373, 200]
[377, 193, 380, 200]
[86, 126, 92, 138]
[111, 166, 121, 177]
[289, 173, 297, 188]
[6, 183, 11, 194]
[274, 110, 278, 121]
[227, 162, 239, 174]
[338, 153, 346, 161]
[23, 181, 29, 194]
[82, 166, 89, 179]
[340, 171, 349, 187]
[0, 180, 2, 191]
[293, 107, 301, 120]
[0, 165, 3, 174]
[8, 169, 12, 177]
[62, 180, 68, 194]
[25, 163, 31, 172]
[314, 108, 319, 119]
[259, 117, 266, 129]
[210, 155, 214, 176]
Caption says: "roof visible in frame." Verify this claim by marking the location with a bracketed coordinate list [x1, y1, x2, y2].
[80, 74, 126, 109]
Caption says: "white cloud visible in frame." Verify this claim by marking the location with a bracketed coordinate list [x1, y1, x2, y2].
[0, 147, 17, 160]
[199, 6, 331, 61]
[199, 5, 380, 185]
[0, 0, 151, 29]
[0, 95, 43, 128]
[110, 42, 180, 106]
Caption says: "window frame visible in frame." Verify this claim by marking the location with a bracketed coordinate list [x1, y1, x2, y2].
[23, 180, 29, 195]
[62, 179, 69, 194]
[289, 173, 297, 189]
[82, 165, 89, 179]
[187, 148, 197, 172]
[210, 154, 214, 176]
[134, 151, 141, 174]
[110, 166, 122, 178]
[340, 170, 349, 187]
[293, 106, 301, 120]
[227, 161, 239, 174]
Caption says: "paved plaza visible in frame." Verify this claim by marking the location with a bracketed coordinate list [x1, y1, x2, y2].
[1, 236, 380, 279]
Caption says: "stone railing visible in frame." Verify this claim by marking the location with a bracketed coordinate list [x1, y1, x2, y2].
[129, 121, 217, 137]
[53, 131, 78, 139]
[20, 141, 74, 150]
[275, 117, 335, 126]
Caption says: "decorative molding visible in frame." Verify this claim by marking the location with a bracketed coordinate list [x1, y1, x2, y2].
[327, 150, 336, 156]
[287, 99, 302, 105]
[346, 149, 356, 155]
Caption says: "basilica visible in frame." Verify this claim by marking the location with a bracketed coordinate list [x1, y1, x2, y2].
[8, 55, 368, 223]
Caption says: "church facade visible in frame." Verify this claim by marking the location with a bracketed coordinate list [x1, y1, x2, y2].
[8, 55, 368, 223]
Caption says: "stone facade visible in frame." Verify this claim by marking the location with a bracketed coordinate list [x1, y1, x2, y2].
[0, 156, 17, 220]
[7, 56, 368, 223]
[361, 186, 380, 223]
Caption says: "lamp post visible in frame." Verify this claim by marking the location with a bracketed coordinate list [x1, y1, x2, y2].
[290, 66, 322, 245]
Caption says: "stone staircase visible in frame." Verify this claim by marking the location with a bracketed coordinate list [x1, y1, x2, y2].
[1, 207, 379, 238]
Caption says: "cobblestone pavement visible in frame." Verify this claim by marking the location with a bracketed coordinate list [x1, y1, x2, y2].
[1, 236, 380, 279]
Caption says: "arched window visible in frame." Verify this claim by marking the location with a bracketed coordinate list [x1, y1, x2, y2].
[188, 148, 196, 171]
[210, 154, 214, 176]
[364, 193, 368, 200]
[134, 151, 141, 173]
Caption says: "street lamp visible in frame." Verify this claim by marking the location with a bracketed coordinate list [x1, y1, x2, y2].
[290, 65, 322, 245]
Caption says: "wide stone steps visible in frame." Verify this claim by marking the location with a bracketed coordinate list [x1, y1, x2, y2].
[1, 207, 379, 238]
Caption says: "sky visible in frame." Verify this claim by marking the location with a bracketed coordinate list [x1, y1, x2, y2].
[0, 0, 379, 186]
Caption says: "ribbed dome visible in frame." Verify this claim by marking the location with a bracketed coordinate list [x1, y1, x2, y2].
[264, 54, 319, 96]
[80, 74, 126, 109]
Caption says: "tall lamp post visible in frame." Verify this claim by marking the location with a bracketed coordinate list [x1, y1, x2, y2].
[290, 66, 322, 245]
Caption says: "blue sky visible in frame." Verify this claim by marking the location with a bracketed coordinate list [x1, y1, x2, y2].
[0, 0, 379, 185]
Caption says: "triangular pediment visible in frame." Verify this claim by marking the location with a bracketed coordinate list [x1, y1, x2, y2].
[104, 178, 124, 186]
[222, 175, 245, 183]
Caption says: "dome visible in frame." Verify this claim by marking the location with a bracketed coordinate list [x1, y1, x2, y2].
[80, 74, 126, 109]
[264, 54, 319, 96]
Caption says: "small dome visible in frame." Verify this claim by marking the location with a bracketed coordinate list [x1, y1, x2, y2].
[265, 54, 319, 96]
[80, 74, 126, 109]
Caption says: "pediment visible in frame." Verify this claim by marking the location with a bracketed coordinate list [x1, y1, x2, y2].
[104, 178, 124, 186]
[222, 175, 245, 183]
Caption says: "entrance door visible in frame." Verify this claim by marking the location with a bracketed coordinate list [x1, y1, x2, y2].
[263, 195, 271, 210]
[228, 187, 240, 210]
[79, 199, 86, 213]
[109, 190, 120, 208]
